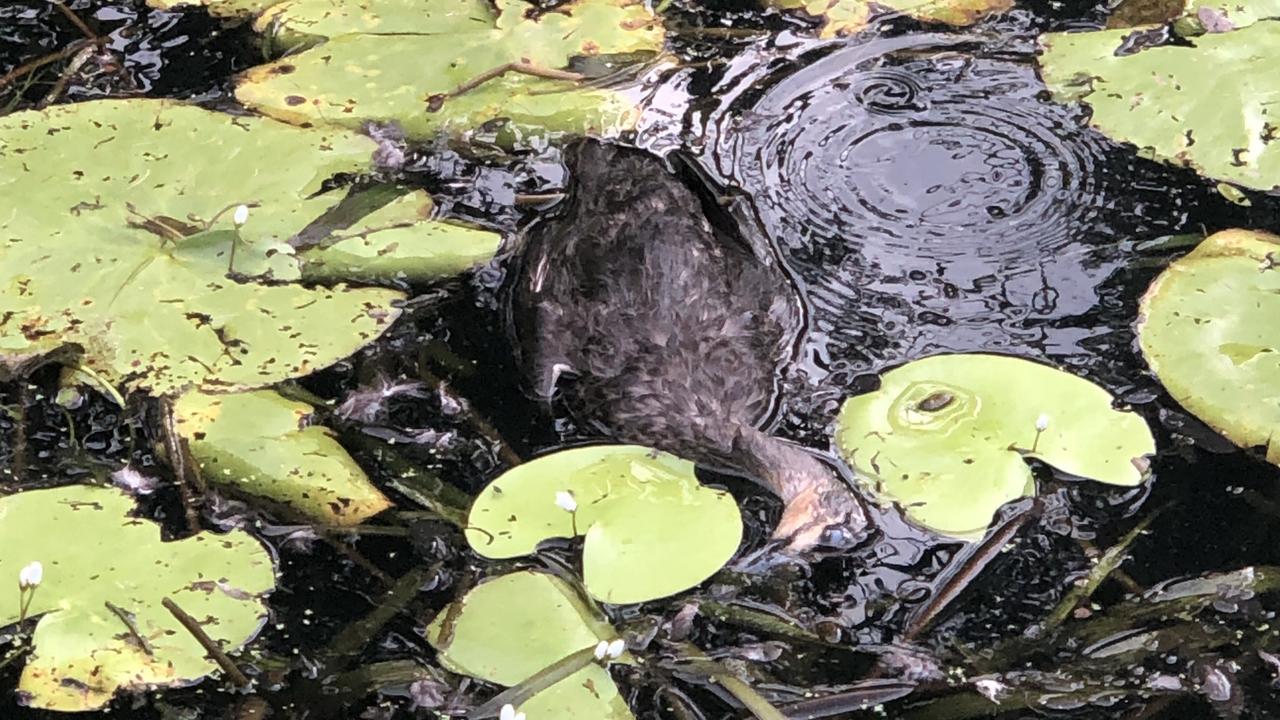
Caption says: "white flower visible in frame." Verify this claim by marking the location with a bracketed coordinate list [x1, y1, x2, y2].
[232, 204, 250, 227]
[499, 704, 525, 720]
[554, 490, 577, 513]
[1035, 414, 1050, 432]
[606, 638, 626, 659]
[593, 640, 610, 660]
[18, 561, 42, 590]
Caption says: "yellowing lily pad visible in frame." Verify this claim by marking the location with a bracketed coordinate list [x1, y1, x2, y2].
[174, 389, 391, 525]
[1138, 229, 1280, 464]
[1039, 9, 1280, 191]
[835, 354, 1154, 537]
[466, 446, 742, 604]
[769, 0, 1012, 37]
[426, 571, 633, 719]
[0, 485, 275, 711]
[234, 0, 664, 143]
[0, 99, 498, 396]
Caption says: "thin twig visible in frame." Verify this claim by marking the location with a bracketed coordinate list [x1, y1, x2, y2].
[49, 0, 99, 41]
[156, 399, 204, 533]
[38, 42, 94, 109]
[427, 61, 585, 112]
[105, 601, 155, 656]
[0, 40, 90, 92]
[162, 597, 251, 687]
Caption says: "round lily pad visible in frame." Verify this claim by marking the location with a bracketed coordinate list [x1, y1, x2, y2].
[425, 571, 633, 719]
[835, 354, 1154, 537]
[466, 446, 743, 604]
[0, 485, 275, 711]
[1039, 10, 1280, 191]
[174, 389, 391, 525]
[1138, 229, 1280, 464]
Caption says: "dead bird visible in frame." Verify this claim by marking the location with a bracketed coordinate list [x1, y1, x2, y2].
[507, 138, 867, 549]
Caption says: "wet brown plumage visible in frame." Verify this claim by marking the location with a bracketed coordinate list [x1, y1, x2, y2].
[508, 138, 866, 548]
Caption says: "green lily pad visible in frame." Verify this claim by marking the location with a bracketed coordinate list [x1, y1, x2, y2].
[0, 485, 275, 711]
[148, 0, 281, 16]
[234, 0, 664, 143]
[0, 99, 497, 395]
[299, 192, 500, 283]
[835, 354, 1154, 537]
[425, 571, 633, 719]
[466, 445, 742, 604]
[1039, 7, 1280, 192]
[174, 389, 391, 525]
[1138, 229, 1280, 464]
[769, 0, 1012, 37]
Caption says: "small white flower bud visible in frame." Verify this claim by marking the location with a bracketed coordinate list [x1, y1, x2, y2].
[554, 490, 577, 513]
[18, 561, 42, 590]
[232, 204, 250, 227]
[593, 640, 610, 660]
[605, 638, 626, 659]
[499, 704, 525, 720]
[1035, 414, 1050, 433]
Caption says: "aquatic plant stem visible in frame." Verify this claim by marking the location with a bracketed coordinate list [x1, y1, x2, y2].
[343, 433, 470, 527]
[161, 597, 251, 688]
[675, 654, 787, 720]
[323, 564, 435, 662]
[901, 499, 1042, 641]
[470, 646, 600, 718]
[1041, 507, 1162, 632]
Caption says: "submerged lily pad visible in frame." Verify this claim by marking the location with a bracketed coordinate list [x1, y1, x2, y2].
[1039, 7, 1280, 191]
[234, 0, 664, 143]
[770, 0, 1012, 37]
[466, 446, 742, 604]
[1138, 229, 1280, 464]
[425, 571, 633, 719]
[0, 485, 275, 711]
[835, 354, 1154, 537]
[174, 389, 391, 525]
[0, 99, 496, 395]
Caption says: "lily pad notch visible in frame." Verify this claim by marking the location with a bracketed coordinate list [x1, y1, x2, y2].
[835, 354, 1155, 538]
[466, 445, 743, 604]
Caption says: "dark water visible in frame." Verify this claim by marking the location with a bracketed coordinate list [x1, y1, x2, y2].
[4, 1, 1280, 718]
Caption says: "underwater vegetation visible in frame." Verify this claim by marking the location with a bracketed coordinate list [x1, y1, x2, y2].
[0, 0, 1279, 718]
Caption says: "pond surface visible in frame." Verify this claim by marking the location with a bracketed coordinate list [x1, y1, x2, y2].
[3, 1, 1280, 718]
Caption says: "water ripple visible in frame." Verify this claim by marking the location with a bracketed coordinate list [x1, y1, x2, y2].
[698, 33, 1197, 393]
